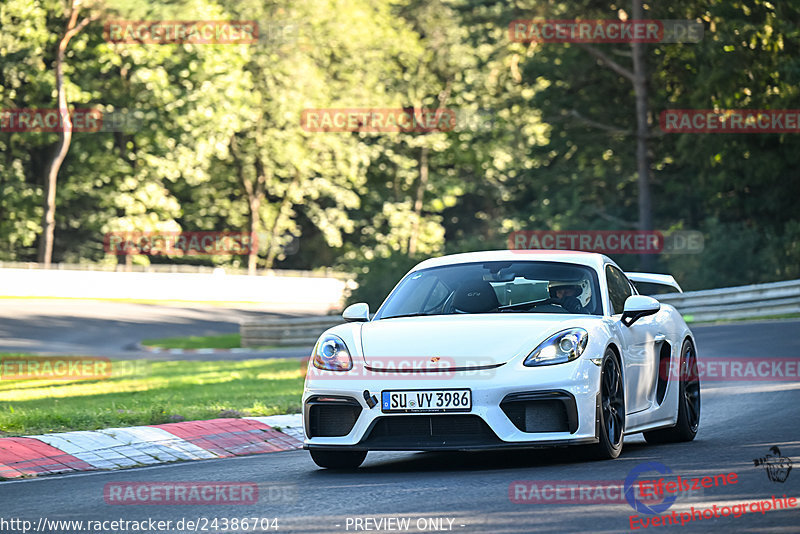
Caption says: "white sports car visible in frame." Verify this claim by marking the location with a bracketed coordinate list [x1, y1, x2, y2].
[303, 250, 700, 469]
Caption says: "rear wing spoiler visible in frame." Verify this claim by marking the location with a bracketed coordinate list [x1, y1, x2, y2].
[625, 272, 683, 293]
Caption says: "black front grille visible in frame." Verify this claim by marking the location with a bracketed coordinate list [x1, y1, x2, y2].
[361, 415, 501, 448]
[306, 396, 362, 437]
[501, 391, 578, 433]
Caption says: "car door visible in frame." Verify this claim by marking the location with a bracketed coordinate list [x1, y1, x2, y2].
[606, 265, 660, 414]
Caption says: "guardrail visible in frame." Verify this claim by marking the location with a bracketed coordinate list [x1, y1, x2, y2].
[0, 268, 350, 313]
[239, 278, 800, 346]
[656, 279, 800, 322]
[0, 261, 351, 279]
[240, 316, 344, 347]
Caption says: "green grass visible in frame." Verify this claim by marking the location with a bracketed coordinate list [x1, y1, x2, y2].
[141, 333, 277, 350]
[0, 355, 304, 436]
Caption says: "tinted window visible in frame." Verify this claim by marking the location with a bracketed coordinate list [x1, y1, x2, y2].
[376, 261, 602, 319]
[606, 265, 633, 315]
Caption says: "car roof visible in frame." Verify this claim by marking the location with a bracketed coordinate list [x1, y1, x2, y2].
[410, 250, 615, 273]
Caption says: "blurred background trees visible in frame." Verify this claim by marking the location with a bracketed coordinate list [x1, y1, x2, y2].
[1, 0, 798, 304]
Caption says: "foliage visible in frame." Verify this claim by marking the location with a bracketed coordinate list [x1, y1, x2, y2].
[344, 252, 422, 309]
[0, 0, 798, 290]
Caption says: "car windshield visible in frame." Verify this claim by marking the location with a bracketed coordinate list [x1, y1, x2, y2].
[376, 261, 602, 319]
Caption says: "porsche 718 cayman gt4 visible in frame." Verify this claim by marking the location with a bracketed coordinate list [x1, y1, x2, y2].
[303, 250, 701, 468]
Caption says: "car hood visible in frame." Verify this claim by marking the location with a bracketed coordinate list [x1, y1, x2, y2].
[360, 314, 581, 369]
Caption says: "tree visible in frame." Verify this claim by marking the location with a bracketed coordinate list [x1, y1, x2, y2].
[38, 0, 98, 266]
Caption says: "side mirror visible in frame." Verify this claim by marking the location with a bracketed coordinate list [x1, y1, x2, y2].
[621, 295, 660, 327]
[342, 302, 370, 322]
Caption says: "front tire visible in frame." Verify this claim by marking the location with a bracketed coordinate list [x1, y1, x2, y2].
[310, 449, 367, 469]
[644, 339, 700, 444]
[585, 348, 625, 459]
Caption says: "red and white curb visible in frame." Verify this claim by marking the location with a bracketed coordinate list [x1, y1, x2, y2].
[0, 414, 303, 480]
[244, 414, 304, 442]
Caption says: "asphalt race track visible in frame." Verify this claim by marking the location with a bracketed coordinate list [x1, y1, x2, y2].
[0, 299, 308, 359]
[2, 320, 799, 533]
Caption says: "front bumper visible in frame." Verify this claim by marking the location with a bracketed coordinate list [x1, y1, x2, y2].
[302, 356, 601, 451]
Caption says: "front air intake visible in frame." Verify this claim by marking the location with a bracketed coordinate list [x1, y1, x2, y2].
[500, 391, 578, 433]
[361, 415, 501, 448]
[305, 396, 362, 437]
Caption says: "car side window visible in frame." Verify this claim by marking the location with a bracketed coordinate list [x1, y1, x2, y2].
[606, 265, 633, 315]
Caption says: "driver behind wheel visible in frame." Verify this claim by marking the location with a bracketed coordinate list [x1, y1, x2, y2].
[549, 282, 589, 314]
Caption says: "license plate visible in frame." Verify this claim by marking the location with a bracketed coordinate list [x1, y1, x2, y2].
[381, 389, 472, 413]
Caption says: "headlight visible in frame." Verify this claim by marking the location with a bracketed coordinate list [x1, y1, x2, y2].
[312, 334, 353, 371]
[524, 328, 588, 367]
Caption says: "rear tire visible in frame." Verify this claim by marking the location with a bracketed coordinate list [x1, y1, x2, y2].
[310, 449, 367, 469]
[584, 348, 625, 460]
[644, 339, 700, 444]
